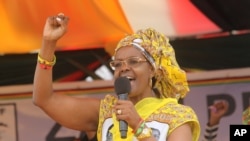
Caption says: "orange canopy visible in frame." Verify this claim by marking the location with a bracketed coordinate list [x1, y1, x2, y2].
[0, 0, 132, 54]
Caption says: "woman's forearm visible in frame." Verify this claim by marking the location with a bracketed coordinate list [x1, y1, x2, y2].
[32, 40, 57, 107]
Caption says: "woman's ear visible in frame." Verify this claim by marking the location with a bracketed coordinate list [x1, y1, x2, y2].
[149, 66, 155, 78]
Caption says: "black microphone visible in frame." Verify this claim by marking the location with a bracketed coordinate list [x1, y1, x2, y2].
[114, 77, 131, 139]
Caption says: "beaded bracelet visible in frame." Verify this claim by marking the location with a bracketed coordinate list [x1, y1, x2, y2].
[37, 53, 56, 69]
[132, 118, 144, 134]
[37, 53, 56, 66]
[134, 121, 152, 140]
[38, 63, 53, 70]
[134, 121, 146, 136]
[136, 125, 152, 140]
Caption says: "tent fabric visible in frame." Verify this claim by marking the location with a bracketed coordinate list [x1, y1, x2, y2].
[2, 0, 250, 54]
[191, 0, 250, 31]
[0, 0, 132, 54]
[0, 0, 221, 54]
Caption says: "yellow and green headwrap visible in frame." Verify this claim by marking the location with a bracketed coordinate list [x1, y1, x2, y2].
[114, 28, 189, 99]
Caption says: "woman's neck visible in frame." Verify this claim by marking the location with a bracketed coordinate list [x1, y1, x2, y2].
[129, 89, 156, 105]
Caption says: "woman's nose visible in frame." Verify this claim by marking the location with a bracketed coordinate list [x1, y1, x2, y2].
[120, 61, 130, 71]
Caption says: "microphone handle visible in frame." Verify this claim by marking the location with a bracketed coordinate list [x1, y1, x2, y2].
[118, 93, 128, 138]
[120, 120, 128, 138]
[118, 93, 128, 100]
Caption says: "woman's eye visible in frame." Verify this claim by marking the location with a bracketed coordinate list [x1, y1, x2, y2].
[128, 59, 138, 65]
[115, 62, 122, 67]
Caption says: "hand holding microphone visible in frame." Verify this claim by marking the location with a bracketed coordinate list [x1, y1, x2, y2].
[114, 77, 131, 139]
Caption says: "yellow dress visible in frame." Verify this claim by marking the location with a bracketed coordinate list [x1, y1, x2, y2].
[97, 95, 200, 141]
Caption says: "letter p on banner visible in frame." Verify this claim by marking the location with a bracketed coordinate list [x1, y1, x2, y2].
[230, 125, 250, 141]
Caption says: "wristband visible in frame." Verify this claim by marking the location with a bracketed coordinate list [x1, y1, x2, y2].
[37, 53, 56, 66]
[133, 120, 152, 140]
[136, 124, 152, 140]
[132, 118, 144, 133]
[38, 63, 53, 70]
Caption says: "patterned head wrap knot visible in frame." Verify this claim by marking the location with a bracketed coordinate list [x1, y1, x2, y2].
[114, 28, 189, 99]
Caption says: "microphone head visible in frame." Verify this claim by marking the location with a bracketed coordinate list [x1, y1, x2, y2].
[114, 77, 131, 95]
